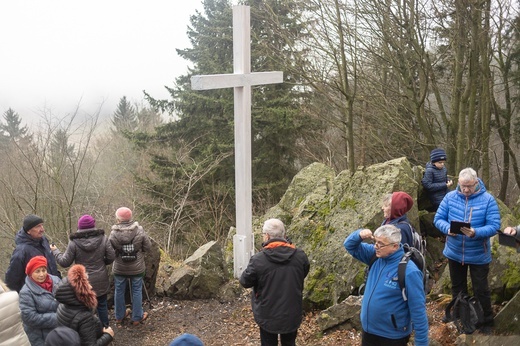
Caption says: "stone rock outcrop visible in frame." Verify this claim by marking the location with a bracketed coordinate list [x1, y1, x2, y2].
[263, 158, 423, 308]
[164, 241, 228, 299]
[315, 295, 362, 332]
[494, 290, 520, 335]
[257, 158, 520, 310]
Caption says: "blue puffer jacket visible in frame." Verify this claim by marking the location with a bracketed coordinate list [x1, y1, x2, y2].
[344, 230, 428, 346]
[19, 274, 61, 346]
[434, 178, 501, 264]
[422, 162, 449, 207]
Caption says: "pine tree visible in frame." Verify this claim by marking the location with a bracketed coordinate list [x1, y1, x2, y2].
[141, 0, 316, 245]
[1, 108, 29, 141]
[112, 96, 138, 133]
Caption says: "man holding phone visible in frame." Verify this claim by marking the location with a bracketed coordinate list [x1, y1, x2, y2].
[434, 167, 501, 333]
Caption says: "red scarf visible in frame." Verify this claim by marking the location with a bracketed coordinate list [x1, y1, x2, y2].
[32, 274, 53, 293]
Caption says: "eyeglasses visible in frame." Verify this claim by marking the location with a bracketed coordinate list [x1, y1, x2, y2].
[460, 182, 478, 189]
[374, 241, 396, 249]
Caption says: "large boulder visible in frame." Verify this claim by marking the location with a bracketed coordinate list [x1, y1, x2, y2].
[164, 241, 228, 299]
[262, 157, 423, 308]
[259, 158, 520, 309]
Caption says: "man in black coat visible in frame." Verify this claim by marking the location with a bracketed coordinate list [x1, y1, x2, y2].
[5, 214, 60, 292]
[239, 218, 310, 346]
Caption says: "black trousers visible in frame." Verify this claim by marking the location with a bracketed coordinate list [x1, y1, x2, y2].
[361, 331, 410, 346]
[448, 258, 493, 319]
[260, 328, 297, 346]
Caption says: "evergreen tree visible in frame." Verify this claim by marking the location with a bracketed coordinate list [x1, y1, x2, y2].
[142, 0, 316, 245]
[1, 108, 29, 141]
[112, 96, 138, 133]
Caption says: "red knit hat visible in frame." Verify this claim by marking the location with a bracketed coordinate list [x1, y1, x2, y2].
[26, 256, 47, 276]
[115, 207, 132, 222]
[390, 192, 414, 220]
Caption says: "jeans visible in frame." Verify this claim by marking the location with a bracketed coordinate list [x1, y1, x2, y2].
[448, 259, 493, 319]
[259, 328, 297, 346]
[114, 275, 144, 322]
[97, 294, 109, 327]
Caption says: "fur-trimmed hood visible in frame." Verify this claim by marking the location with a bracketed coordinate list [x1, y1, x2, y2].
[69, 229, 106, 252]
[55, 265, 97, 310]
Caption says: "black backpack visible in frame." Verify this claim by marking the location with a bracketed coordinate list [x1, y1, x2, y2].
[359, 243, 428, 300]
[444, 292, 485, 334]
[119, 235, 138, 262]
[398, 221, 426, 256]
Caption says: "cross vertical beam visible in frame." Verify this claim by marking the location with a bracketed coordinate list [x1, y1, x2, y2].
[191, 5, 283, 278]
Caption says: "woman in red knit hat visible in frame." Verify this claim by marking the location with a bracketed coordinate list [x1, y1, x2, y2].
[19, 256, 61, 346]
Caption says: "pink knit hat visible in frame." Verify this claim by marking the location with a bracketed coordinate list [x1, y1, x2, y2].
[77, 215, 96, 230]
[115, 207, 132, 222]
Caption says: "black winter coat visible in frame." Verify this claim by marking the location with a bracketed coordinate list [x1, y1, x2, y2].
[5, 229, 60, 292]
[239, 238, 310, 334]
[421, 162, 449, 209]
[55, 278, 112, 346]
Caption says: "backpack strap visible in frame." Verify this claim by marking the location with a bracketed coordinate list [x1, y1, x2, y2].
[398, 252, 411, 301]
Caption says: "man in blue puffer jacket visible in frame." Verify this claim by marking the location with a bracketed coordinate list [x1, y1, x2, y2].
[344, 225, 428, 346]
[434, 167, 500, 331]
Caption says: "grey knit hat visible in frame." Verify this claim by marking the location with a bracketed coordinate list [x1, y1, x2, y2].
[23, 214, 44, 232]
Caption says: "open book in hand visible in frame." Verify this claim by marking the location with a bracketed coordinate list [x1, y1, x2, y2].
[450, 220, 471, 235]
[497, 231, 520, 249]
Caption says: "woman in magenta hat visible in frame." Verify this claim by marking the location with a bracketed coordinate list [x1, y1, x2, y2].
[50, 214, 115, 327]
[19, 256, 61, 346]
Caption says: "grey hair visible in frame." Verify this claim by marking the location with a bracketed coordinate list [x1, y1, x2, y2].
[263, 218, 285, 238]
[374, 224, 402, 244]
[459, 167, 478, 182]
[382, 193, 392, 206]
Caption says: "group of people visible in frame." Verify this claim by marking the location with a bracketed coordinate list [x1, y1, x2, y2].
[3, 148, 519, 346]
[239, 149, 514, 346]
[343, 148, 509, 345]
[1, 207, 153, 346]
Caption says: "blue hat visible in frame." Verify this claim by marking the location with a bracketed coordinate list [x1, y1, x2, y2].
[430, 148, 447, 163]
[45, 326, 81, 346]
[169, 333, 204, 346]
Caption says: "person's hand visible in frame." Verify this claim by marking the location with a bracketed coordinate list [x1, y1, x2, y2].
[460, 227, 475, 238]
[103, 326, 114, 338]
[359, 229, 373, 240]
[50, 244, 57, 251]
[503, 227, 517, 236]
[447, 179, 453, 187]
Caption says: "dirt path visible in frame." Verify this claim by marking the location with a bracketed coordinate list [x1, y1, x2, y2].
[109, 295, 459, 345]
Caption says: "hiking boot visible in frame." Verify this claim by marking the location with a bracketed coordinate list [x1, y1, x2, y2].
[132, 311, 149, 326]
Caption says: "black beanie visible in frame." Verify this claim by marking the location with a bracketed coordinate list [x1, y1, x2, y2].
[23, 214, 44, 232]
[430, 148, 447, 163]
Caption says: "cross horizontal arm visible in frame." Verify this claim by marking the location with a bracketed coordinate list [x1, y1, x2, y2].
[191, 71, 283, 90]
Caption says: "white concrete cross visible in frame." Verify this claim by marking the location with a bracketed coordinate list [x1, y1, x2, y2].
[191, 5, 283, 278]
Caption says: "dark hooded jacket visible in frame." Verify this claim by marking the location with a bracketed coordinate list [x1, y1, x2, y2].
[52, 229, 115, 296]
[239, 238, 310, 334]
[55, 278, 112, 346]
[5, 228, 60, 292]
[421, 162, 450, 208]
[382, 192, 414, 247]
